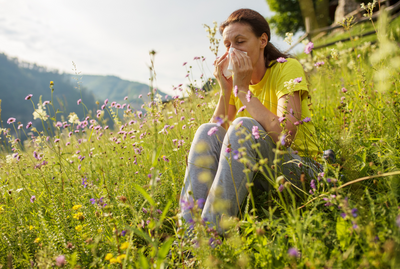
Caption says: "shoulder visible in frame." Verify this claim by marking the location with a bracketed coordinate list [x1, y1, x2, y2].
[279, 58, 304, 71]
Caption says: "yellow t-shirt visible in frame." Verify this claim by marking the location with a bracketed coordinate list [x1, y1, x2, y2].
[229, 58, 322, 160]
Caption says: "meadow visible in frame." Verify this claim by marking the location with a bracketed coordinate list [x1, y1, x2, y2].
[1, 8, 400, 269]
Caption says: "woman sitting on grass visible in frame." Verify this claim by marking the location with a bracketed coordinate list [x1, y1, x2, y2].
[180, 8, 323, 234]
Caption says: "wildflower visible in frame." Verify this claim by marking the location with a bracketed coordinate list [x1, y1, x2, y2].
[33, 103, 48, 121]
[294, 77, 302, 83]
[225, 147, 231, 153]
[142, 207, 148, 214]
[233, 150, 241, 160]
[43, 101, 50, 106]
[288, 247, 300, 258]
[246, 90, 251, 102]
[314, 61, 325, 67]
[180, 198, 194, 211]
[7, 118, 16, 124]
[75, 225, 83, 232]
[284, 32, 293, 45]
[351, 208, 358, 217]
[77, 99, 82, 105]
[25, 94, 33, 100]
[341, 87, 348, 93]
[120, 242, 129, 250]
[208, 126, 218, 136]
[197, 198, 205, 209]
[54, 138, 60, 143]
[278, 117, 286, 123]
[303, 117, 311, 123]
[30, 196, 36, 203]
[215, 116, 224, 126]
[238, 106, 246, 113]
[280, 133, 286, 146]
[252, 126, 260, 139]
[73, 205, 82, 210]
[73, 212, 84, 221]
[105, 253, 113, 261]
[26, 121, 32, 128]
[18, 124, 23, 129]
[340, 212, 346, 219]
[310, 179, 316, 190]
[116, 254, 126, 263]
[138, 94, 142, 98]
[90, 198, 96, 204]
[277, 57, 287, 63]
[121, 230, 127, 236]
[183, 62, 187, 66]
[55, 255, 66, 267]
[233, 85, 238, 97]
[50, 81, 54, 85]
[304, 42, 314, 54]
[294, 121, 301, 126]
[34, 237, 41, 243]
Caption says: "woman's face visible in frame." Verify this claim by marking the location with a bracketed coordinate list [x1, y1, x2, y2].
[222, 22, 267, 67]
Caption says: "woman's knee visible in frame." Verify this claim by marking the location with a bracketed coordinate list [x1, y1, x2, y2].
[195, 123, 226, 140]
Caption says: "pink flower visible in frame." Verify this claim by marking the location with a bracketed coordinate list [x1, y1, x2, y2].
[104, 99, 109, 104]
[18, 124, 23, 129]
[294, 77, 302, 83]
[304, 42, 314, 54]
[208, 126, 218, 136]
[314, 61, 325, 67]
[277, 57, 287, 63]
[278, 117, 286, 123]
[138, 94, 142, 98]
[233, 85, 238, 97]
[294, 121, 301, 126]
[185, 74, 189, 78]
[252, 126, 260, 139]
[246, 90, 251, 102]
[238, 106, 246, 113]
[303, 117, 311, 123]
[55, 255, 66, 267]
[124, 96, 128, 100]
[25, 94, 33, 100]
[26, 122, 32, 128]
[77, 99, 82, 105]
[7, 117, 16, 124]
[183, 62, 187, 66]
[54, 139, 60, 143]
[43, 101, 50, 106]
[341, 87, 348, 93]
[225, 148, 232, 153]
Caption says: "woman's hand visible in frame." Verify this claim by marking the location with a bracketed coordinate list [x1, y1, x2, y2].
[231, 50, 253, 91]
[213, 51, 233, 94]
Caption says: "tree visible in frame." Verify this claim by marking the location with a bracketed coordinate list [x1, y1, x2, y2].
[266, 0, 331, 38]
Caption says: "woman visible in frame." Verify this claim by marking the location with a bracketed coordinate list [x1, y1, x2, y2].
[180, 9, 323, 234]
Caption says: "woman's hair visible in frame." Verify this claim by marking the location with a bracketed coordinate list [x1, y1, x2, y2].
[219, 8, 290, 69]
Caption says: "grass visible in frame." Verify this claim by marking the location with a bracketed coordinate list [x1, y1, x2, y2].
[0, 11, 400, 269]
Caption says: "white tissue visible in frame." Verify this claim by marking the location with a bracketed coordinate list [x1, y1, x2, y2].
[223, 47, 247, 79]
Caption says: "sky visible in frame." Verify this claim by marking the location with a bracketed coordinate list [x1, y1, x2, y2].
[0, 0, 304, 96]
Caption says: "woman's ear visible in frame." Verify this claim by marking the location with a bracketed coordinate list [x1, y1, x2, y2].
[260, 33, 268, 49]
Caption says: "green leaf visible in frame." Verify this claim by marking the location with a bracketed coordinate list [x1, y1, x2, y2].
[132, 183, 155, 207]
[138, 253, 150, 269]
[336, 216, 351, 249]
[156, 237, 174, 269]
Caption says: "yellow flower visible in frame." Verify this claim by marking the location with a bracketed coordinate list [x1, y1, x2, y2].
[34, 237, 41, 243]
[120, 242, 129, 250]
[50, 81, 54, 85]
[75, 225, 83, 232]
[97, 228, 102, 233]
[109, 258, 119, 264]
[0, 206, 4, 213]
[105, 253, 113, 261]
[116, 254, 127, 263]
[72, 205, 82, 210]
[29, 225, 34, 230]
[73, 212, 84, 221]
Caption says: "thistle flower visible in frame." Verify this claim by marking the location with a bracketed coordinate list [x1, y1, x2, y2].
[25, 94, 33, 100]
[277, 57, 287, 63]
[233, 85, 238, 97]
[304, 42, 314, 54]
[252, 126, 260, 139]
[208, 126, 218, 136]
[7, 118, 16, 124]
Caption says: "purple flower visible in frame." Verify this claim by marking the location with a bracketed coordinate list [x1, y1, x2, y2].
[246, 90, 251, 102]
[238, 106, 246, 113]
[277, 57, 287, 63]
[82, 177, 87, 188]
[183, 62, 187, 66]
[352, 221, 358, 229]
[121, 230, 127, 236]
[26, 122, 32, 128]
[252, 126, 260, 139]
[233, 150, 240, 160]
[288, 247, 300, 258]
[18, 124, 23, 129]
[280, 133, 286, 146]
[310, 179, 316, 190]
[54, 139, 60, 143]
[215, 116, 224, 126]
[340, 212, 346, 219]
[90, 198, 96, 204]
[233, 85, 238, 97]
[208, 126, 218, 136]
[142, 207, 148, 214]
[156, 209, 162, 214]
[55, 255, 66, 267]
[294, 77, 302, 83]
[351, 208, 358, 218]
[278, 117, 286, 123]
[104, 99, 108, 104]
[197, 198, 206, 209]
[25, 94, 33, 100]
[225, 148, 232, 153]
[304, 42, 314, 54]
[30, 195, 36, 203]
[278, 184, 284, 192]
[77, 99, 82, 105]
[180, 199, 194, 211]
[294, 121, 301, 126]
[303, 117, 311, 123]
[7, 118, 16, 124]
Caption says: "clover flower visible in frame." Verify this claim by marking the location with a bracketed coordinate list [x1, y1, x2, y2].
[342, 87, 348, 93]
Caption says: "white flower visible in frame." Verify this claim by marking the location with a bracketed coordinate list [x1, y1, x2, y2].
[68, 112, 80, 124]
[6, 155, 15, 164]
[331, 48, 339, 59]
[33, 103, 48, 121]
[284, 32, 293, 45]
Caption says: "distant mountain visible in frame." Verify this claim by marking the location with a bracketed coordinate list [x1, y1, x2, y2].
[66, 74, 156, 108]
[0, 53, 104, 138]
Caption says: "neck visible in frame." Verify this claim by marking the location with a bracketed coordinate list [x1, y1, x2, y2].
[250, 55, 267, 85]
